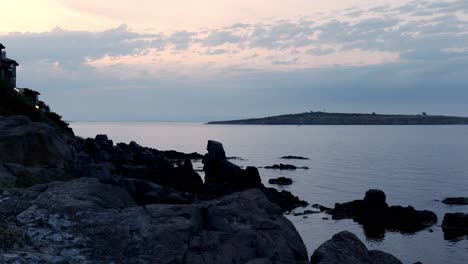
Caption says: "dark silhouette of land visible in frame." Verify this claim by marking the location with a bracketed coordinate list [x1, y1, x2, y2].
[208, 111, 468, 125]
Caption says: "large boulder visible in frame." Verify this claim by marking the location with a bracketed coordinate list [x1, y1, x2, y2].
[203, 140, 261, 189]
[0, 115, 72, 166]
[442, 197, 468, 205]
[442, 213, 468, 240]
[0, 116, 74, 188]
[0, 178, 309, 264]
[310, 231, 402, 264]
[330, 190, 437, 236]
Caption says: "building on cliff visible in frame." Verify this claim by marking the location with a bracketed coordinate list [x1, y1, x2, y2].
[0, 43, 19, 87]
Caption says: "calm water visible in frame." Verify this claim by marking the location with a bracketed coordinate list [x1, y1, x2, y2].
[71, 122, 468, 264]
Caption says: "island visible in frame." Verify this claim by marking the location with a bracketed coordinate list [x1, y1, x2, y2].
[207, 111, 468, 125]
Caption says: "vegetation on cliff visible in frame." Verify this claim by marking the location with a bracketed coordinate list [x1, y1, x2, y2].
[0, 81, 72, 133]
[208, 111, 468, 125]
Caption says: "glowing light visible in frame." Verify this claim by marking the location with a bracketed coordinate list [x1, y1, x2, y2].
[35, 105, 40, 110]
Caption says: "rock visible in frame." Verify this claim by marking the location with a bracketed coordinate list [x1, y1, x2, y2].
[269, 177, 293, 185]
[264, 164, 309, 170]
[206, 140, 226, 160]
[202, 140, 261, 189]
[312, 204, 333, 213]
[442, 197, 468, 205]
[0, 178, 309, 264]
[329, 190, 437, 236]
[293, 210, 320, 217]
[310, 231, 402, 264]
[0, 115, 72, 167]
[0, 163, 16, 187]
[442, 213, 468, 240]
[262, 187, 308, 212]
[117, 177, 192, 205]
[281, 156, 309, 160]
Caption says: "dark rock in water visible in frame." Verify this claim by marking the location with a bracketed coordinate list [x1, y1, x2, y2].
[310, 231, 402, 264]
[329, 189, 437, 237]
[442, 213, 468, 240]
[281, 155, 309, 160]
[269, 177, 293, 185]
[207, 140, 226, 159]
[201, 140, 307, 212]
[0, 178, 309, 264]
[264, 163, 309, 170]
[202, 140, 261, 189]
[312, 204, 333, 213]
[442, 197, 468, 205]
[293, 210, 320, 216]
[262, 187, 308, 212]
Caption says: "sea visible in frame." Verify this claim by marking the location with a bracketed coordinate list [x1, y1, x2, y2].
[71, 122, 468, 264]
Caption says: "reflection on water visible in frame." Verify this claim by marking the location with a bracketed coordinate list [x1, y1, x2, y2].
[71, 122, 468, 264]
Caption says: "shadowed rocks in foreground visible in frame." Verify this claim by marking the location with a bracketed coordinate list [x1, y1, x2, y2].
[310, 231, 402, 264]
[327, 189, 437, 238]
[0, 178, 309, 263]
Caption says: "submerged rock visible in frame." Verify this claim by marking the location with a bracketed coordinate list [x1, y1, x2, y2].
[269, 177, 293, 185]
[265, 164, 309, 170]
[0, 178, 309, 264]
[310, 231, 402, 264]
[442, 213, 468, 240]
[442, 197, 468, 205]
[329, 189, 437, 237]
[281, 156, 309, 160]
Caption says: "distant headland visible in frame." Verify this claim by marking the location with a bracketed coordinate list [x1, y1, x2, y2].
[207, 111, 468, 125]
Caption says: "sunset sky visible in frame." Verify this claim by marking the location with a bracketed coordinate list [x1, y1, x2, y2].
[1, 0, 467, 121]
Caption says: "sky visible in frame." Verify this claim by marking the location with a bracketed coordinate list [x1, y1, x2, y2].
[1, 0, 467, 121]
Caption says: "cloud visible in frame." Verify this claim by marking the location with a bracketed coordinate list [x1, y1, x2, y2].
[1, 0, 467, 120]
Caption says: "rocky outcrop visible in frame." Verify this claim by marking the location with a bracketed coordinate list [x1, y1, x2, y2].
[269, 177, 293, 185]
[442, 197, 468, 205]
[442, 213, 468, 240]
[0, 115, 74, 187]
[201, 140, 307, 211]
[329, 190, 437, 237]
[203, 140, 261, 189]
[265, 164, 309, 170]
[0, 178, 309, 264]
[0, 115, 72, 167]
[310, 231, 402, 264]
[75, 136, 204, 193]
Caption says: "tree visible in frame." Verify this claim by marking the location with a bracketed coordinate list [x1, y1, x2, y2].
[422, 112, 427, 116]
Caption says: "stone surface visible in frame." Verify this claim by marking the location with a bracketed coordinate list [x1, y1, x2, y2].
[264, 164, 309, 170]
[329, 190, 437, 237]
[442, 212, 468, 240]
[202, 140, 261, 189]
[269, 177, 293, 185]
[280, 156, 309, 160]
[310, 231, 402, 264]
[442, 197, 468, 205]
[0, 178, 309, 264]
[0, 115, 72, 167]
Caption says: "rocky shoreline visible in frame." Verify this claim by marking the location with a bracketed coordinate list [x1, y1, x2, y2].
[0, 114, 458, 263]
